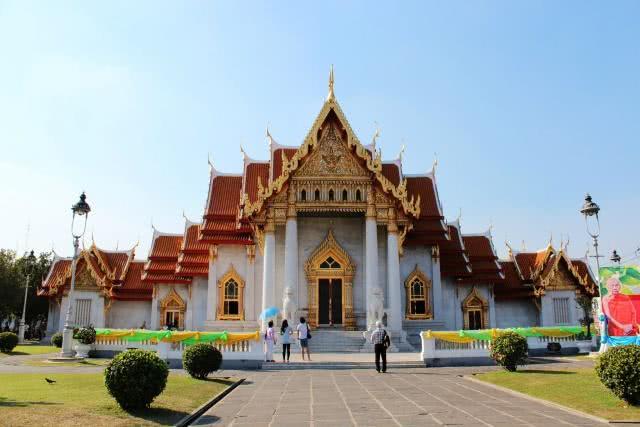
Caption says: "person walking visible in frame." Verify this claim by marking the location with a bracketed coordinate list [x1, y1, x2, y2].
[280, 319, 293, 363]
[370, 321, 390, 373]
[296, 317, 312, 361]
[264, 320, 277, 362]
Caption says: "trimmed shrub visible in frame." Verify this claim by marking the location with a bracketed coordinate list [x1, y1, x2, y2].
[183, 343, 222, 379]
[75, 326, 96, 345]
[104, 349, 168, 410]
[596, 345, 640, 405]
[0, 332, 19, 353]
[51, 333, 63, 348]
[490, 332, 528, 372]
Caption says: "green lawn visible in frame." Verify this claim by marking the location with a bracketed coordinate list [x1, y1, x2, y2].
[0, 345, 58, 357]
[476, 368, 640, 421]
[0, 372, 233, 426]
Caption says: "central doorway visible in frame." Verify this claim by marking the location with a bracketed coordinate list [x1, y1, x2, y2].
[318, 278, 342, 325]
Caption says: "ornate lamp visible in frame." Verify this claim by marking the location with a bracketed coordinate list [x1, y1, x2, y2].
[60, 192, 91, 358]
[610, 250, 621, 265]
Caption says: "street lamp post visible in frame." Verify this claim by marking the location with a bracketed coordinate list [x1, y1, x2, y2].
[18, 250, 37, 344]
[60, 192, 91, 358]
[580, 193, 603, 277]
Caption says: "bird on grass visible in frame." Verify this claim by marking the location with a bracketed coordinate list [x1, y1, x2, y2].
[45, 378, 56, 384]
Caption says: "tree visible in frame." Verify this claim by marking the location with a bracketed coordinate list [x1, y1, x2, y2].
[0, 250, 52, 325]
[576, 294, 594, 339]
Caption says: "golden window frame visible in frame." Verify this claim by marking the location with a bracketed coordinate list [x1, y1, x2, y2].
[462, 287, 489, 330]
[160, 288, 186, 329]
[404, 265, 432, 319]
[217, 264, 245, 320]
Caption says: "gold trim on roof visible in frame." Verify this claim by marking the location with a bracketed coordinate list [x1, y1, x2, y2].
[241, 97, 420, 219]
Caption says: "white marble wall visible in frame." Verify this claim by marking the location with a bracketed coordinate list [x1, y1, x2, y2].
[154, 285, 190, 328]
[495, 300, 539, 328]
[295, 217, 367, 326]
[399, 245, 434, 320]
[540, 290, 581, 327]
[439, 281, 495, 330]
[108, 301, 151, 329]
[58, 291, 105, 331]
[190, 278, 208, 329]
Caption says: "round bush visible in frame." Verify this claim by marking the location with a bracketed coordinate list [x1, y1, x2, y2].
[51, 333, 63, 348]
[490, 332, 528, 372]
[0, 332, 19, 353]
[75, 326, 96, 345]
[183, 343, 222, 379]
[104, 349, 168, 410]
[596, 345, 640, 405]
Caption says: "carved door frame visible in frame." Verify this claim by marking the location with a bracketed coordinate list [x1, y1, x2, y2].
[304, 230, 356, 330]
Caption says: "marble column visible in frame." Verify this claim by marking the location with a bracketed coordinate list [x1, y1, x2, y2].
[150, 285, 159, 329]
[431, 246, 443, 321]
[365, 192, 379, 330]
[206, 245, 218, 321]
[261, 220, 276, 330]
[186, 286, 194, 330]
[386, 216, 402, 333]
[283, 215, 298, 321]
[245, 245, 256, 321]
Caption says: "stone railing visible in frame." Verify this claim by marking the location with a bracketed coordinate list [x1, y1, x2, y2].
[422, 332, 595, 367]
[93, 334, 264, 369]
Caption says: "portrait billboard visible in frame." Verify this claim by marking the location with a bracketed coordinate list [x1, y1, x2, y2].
[599, 266, 640, 340]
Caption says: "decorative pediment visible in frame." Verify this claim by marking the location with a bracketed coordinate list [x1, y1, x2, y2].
[161, 288, 185, 310]
[241, 85, 421, 219]
[305, 229, 355, 279]
[75, 268, 100, 291]
[295, 123, 369, 178]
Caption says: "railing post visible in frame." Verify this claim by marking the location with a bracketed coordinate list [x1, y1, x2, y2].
[421, 333, 435, 361]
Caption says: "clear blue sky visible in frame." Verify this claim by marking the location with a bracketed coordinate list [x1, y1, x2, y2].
[1, 1, 638, 265]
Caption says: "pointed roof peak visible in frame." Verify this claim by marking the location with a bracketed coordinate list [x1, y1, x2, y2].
[327, 64, 335, 102]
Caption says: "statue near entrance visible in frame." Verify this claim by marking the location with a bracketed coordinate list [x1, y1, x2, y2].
[367, 286, 385, 331]
[282, 287, 297, 322]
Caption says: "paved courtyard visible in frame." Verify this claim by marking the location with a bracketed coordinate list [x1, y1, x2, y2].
[193, 366, 605, 427]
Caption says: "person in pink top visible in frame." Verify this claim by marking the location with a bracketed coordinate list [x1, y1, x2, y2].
[264, 320, 277, 362]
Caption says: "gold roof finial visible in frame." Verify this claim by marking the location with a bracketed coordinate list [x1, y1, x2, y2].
[327, 64, 335, 101]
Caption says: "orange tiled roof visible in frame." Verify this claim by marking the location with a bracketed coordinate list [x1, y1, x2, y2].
[143, 233, 191, 285]
[381, 163, 401, 186]
[459, 235, 503, 284]
[272, 148, 298, 180]
[176, 223, 209, 277]
[111, 261, 153, 301]
[440, 224, 472, 278]
[244, 162, 270, 204]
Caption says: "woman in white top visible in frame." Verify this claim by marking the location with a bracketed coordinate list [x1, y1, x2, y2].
[264, 320, 276, 362]
[280, 319, 293, 363]
[296, 317, 312, 361]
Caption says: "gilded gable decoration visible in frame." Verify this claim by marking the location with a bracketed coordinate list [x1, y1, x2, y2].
[160, 288, 186, 329]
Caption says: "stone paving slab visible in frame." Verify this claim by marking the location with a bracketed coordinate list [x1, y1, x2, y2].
[192, 367, 606, 427]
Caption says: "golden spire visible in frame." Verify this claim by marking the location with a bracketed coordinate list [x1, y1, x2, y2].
[327, 65, 335, 101]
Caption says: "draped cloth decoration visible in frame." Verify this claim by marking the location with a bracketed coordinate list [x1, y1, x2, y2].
[422, 326, 585, 343]
[94, 328, 260, 345]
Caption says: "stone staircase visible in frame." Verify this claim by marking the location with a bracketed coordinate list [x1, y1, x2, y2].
[305, 329, 367, 353]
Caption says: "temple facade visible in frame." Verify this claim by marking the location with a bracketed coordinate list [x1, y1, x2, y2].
[40, 73, 598, 349]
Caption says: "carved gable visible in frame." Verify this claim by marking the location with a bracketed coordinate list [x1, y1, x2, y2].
[75, 268, 100, 291]
[295, 123, 369, 178]
[544, 262, 578, 291]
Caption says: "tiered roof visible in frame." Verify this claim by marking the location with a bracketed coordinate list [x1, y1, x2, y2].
[142, 230, 190, 284]
[39, 244, 152, 301]
[495, 245, 598, 300]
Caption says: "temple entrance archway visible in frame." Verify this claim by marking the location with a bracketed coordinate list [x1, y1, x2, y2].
[305, 230, 355, 329]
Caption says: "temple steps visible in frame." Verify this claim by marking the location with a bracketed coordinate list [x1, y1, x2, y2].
[261, 361, 425, 370]
[305, 329, 367, 352]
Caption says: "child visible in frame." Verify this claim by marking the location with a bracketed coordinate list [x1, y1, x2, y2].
[264, 320, 277, 362]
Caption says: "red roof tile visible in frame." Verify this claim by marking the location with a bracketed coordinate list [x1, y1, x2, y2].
[406, 176, 442, 218]
[149, 235, 183, 260]
[381, 163, 401, 186]
[205, 175, 243, 217]
[244, 162, 270, 204]
[272, 148, 298, 179]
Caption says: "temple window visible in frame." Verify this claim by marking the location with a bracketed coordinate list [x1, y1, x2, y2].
[315, 189, 321, 201]
[301, 189, 306, 201]
[404, 266, 431, 319]
[462, 287, 488, 330]
[217, 265, 245, 320]
[553, 297, 570, 324]
[160, 289, 186, 329]
[355, 189, 362, 201]
[329, 189, 335, 201]
[320, 256, 341, 269]
[342, 189, 348, 201]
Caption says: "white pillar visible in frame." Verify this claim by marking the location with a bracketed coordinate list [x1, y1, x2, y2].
[186, 287, 194, 330]
[261, 221, 276, 330]
[206, 245, 218, 321]
[246, 245, 256, 321]
[365, 214, 379, 330]
[431, 246, 443, 321]
[386, 220, 402, 333]
[150, 285, 159, 329]
[283, 217, 298, 321]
